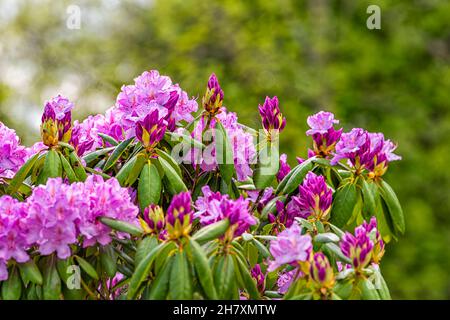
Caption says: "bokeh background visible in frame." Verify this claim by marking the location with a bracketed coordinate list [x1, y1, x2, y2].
[0, 0, 449, 299]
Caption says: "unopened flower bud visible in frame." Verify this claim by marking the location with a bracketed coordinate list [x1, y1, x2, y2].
[202, 73, 224, 115]
[310, 252, 335, 288]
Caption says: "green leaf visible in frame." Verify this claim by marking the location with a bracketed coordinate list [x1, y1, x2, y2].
[74, 256, 99, 280]
[192, 219, 230, 244]
[213, 255, 235, 299]
[155, 149, 182, 177]
[115, 154, 138, 186]
[323, 243, 352, 264]
[234, 255, 260, 299]
[1, 267, 22, 300]
[147, 256, 174, 300]
[375, 269, 392, 300]
[251, 238, 270, 258]
[127, 242, 168, 299]
[100, 245, 117, 278]
[253, 142, 279, 190]
[215, 120, 235, 184]
[6, 151, 41, 194]
[69, 151, 87, 181]
[103, 137, 134, 171]
[82, 147, 115, 164]
[190, 239, 218, 299]
[99, 217, 143, 236]
[169, 251, 192, 300]
[276, 158, 314, 195]
[330, 182, 358, 228]
[98, 133, 119, 146]
[379, 180, 405, 234]
[59, 152, 78, 183]
[361, 179, 377, 219]
[314, 233, 340, 243]
[18, 260, 43, 285]
[328, 223, 345, 238]
[42, 256, 61, 300]
[125, 153, 147, 186]
[360, 278, 381, 300]
[36, 149, 62, 185]
[135, 236, 158, 267]
[138, 162, 161, 210]
[159, 156, 188, 194]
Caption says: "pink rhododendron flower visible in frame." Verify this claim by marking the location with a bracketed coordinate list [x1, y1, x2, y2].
[268, 223, 312, 271]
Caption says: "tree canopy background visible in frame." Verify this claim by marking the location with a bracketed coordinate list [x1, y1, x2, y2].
[0, 0, 449, 299]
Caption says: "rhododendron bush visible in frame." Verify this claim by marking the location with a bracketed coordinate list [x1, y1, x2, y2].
[0, 70, 404, 300]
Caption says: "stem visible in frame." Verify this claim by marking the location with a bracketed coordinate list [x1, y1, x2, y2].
[80, 278, 98, 300]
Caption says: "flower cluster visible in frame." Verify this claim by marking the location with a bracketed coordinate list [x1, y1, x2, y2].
[0, 176, 138, 280]
[290, 172, 333, 222]
[113, 70, 197, 139]
[306, 111, 342, 158]
[0, 122, 28, 178]
[195, 186, 257, 238]
[340, 216, 383, 270]
[331, 128, 401, 177]
[268, 223, 312, 271]
[0, 196, 29, 280]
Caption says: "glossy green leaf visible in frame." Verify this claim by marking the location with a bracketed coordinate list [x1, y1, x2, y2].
[135, 236, 158, 267]
[276, 158, 314, 195]
[170, 251, 192, 300]
[127, 242, 167, 299]
[190, 239, 218, 299]
[361, 179, 377, 219]
[251, 238, 270, 258]
[234, 255, 260, 299]
[214, 255, 235, 299]
[1, 267, 22, 300]
[42, 256, 61, 300]
[100, 245, 117, 278]
[59, 152, 78, 183]
[98, 133, 119, 146]
[6, 151, 41, 195]
[18, 260, 43, 285]
[314, 233, 340, 243]
[36, 149, 62, 185]
[103, 137, 134, 171]
[82, 147, 115, 164]
[379, 180, 405, 234]
[147, 256, 174, 300]
[74, 256, 99, 280]
[192, 219, 230, 244]
[156, 148, 182, 177]
[324, 243, 352, 264]
[360, 278, 381, 300]
[138, 162, 161, 210]
[330, 183, 358, 228]
[99, 217, 143, 236]
[159, 156, 187, 194]
[69, 151, 87, 181]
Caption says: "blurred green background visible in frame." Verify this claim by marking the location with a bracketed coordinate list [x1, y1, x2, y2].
[0, 0, 448, 299]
